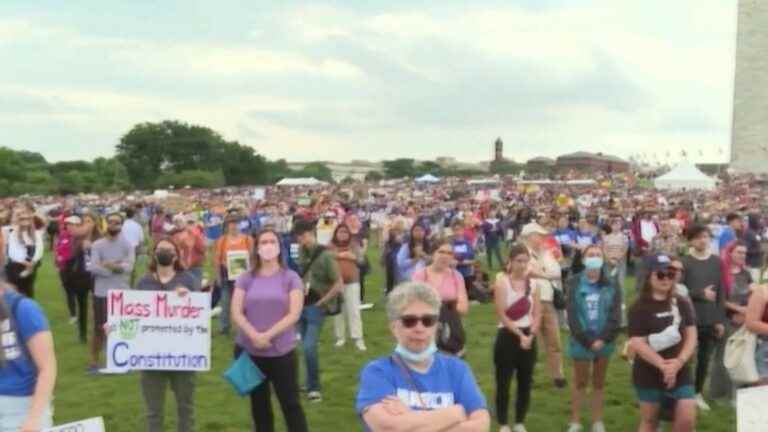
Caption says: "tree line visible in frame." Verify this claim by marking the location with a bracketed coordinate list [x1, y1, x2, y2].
[0, 119, 522, 196]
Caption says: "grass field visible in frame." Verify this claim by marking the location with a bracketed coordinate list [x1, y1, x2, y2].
[39, 246, 735, 431]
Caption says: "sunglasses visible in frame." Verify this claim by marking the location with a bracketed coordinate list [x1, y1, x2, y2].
[399, 314, 438, 329]
[654, 270, 677, 280]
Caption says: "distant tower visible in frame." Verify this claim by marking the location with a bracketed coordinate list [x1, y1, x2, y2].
[494, 137, 504, 162]
[731, 0, 768, 173]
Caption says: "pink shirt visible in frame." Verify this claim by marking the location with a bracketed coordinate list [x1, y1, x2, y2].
[412, 267, 464, 302]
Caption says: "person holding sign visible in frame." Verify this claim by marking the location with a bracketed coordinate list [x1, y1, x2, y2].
[230, 228, 308, 432]
[135, 238, 201, 432]
[214, 216, 254, 335]
[0, 279, 56, 432]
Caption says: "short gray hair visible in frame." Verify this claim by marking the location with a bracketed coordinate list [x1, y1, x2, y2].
[386, 282, 441, 321]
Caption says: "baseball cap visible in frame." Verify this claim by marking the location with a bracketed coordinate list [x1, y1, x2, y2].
[520, 222, 548, 237]
[645, 254, 672, 273]
[64, 215, 82, 225]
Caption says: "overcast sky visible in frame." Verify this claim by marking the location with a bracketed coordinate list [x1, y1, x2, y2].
[0, 1, 736, 164]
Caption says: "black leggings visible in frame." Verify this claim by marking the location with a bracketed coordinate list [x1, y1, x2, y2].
[494, 328, 537, 425]
[61, 271, 92, 342]
[695, 325, 717, 394]
[234, 346, 308, 432]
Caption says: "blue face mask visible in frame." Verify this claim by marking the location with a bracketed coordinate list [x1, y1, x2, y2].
[584, 256, 604, 271]
[395, 341, 437, 363]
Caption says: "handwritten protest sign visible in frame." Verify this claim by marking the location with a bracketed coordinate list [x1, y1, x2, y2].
[737, 385, 768, 432]
[106, 290, 211, 372]
[44, 417, 104, 432]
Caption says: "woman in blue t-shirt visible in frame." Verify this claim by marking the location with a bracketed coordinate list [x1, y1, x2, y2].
[565, 245, 622, 432]
[355, 282, 489, 432]
[0, 281, 56, 432]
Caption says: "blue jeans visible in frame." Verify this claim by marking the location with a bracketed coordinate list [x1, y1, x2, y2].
[219, 279, 234, 333]
[299, 305, 325, 392]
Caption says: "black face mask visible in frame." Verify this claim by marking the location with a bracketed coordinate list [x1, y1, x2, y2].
[107, 227, 122, 236]
[156, 250, 176, 267]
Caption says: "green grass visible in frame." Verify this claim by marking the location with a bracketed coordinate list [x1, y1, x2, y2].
[39, 246, 735, 431]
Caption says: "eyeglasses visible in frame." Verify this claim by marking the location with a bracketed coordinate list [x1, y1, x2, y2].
[654, 270, 677, 280]
[399, 314, 438, 328]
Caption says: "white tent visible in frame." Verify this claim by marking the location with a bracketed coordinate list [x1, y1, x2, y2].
[276, 177, 326, 186]
[415, 174, 440, 183]
[654, 162, 717, 191]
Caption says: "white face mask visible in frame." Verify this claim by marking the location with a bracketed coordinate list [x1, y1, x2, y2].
[258, 243, 280, 261]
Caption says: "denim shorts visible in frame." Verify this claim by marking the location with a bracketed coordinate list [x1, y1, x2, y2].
[0, 396, 52, 432]
[634, 385, 695, 404]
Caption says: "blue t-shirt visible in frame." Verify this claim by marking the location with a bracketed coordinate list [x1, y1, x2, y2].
[356, 354, 486, 428]
[0, 292, 49, 396]
[576, 231, 597, 247]
[719, 226, 736, 251]
[452, 239, 475, 277]
[203, 211, 224, 241]
[554, 228, 577, 246]
[582, 280, 602, 335]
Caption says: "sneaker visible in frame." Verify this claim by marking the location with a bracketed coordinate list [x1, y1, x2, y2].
[591, 421, 605, 432]
[307, 391, 322, 403]
[554, 378, 568, 389]
[511, 424, 528, 432]
[567, 423, 583, 432]
[335, 339, 346, 348]
[210, 306, 222, 318]
[359, 303, 374, 311]
[68, 316, 78, 325]
[355, 340, 367, 351]
[86, 365, 101, 375]
[695, 393, 711, 411]
[499, 426, 512, 432]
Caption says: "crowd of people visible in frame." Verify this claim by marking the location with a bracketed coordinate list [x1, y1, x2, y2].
[0, 171, 767, 431]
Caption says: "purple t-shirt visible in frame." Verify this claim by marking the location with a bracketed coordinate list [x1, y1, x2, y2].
[235, 269, 303, 357]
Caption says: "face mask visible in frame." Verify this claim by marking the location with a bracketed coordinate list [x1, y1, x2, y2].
[584, 256, 604, 271]
[258, 243, 280, 261]
[156, 250, 176, 267]
[395, 341, 437, 363]
[107, 227, 121, 236]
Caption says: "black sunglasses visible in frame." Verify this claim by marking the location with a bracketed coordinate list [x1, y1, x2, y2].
[654, 270, 677, 280]
[399, 314, 438, 329]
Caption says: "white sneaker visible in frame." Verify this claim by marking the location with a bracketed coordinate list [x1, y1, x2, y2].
[511, 424, 528, 432]
[307, 391, 322, 403]
[334, 339, 346, 348]
[591, 421, 605, 432]
[68, 316, 78, 325]
[695, 393, 711, 411]
[210, 306, 222, 318]
[567, 423, 583, 432]
[355, 340, 367, 351]
[359, 303, 374, 310]
[499, 426, 512, 432]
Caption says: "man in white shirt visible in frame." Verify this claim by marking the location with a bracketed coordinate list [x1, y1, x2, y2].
[120, 207, 145, 286]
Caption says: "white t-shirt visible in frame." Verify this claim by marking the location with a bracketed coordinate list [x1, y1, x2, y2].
[120, 219, 144, 250]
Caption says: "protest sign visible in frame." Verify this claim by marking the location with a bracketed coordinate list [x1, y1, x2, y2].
[226, 250, 250, 281]
[44, 417, 104, 432]
[737, 385, 768, 432]
[252, 187, 266, 200]
[106, 290, 211, 373]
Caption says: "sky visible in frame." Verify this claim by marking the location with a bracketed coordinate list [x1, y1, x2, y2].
[0, 1, 737, 164]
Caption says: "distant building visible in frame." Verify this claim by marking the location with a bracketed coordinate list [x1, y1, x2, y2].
[555, 152, 629, 173]
[494, 137, 504, 162]
[287, 161, 382, 182]
[526, 157, 556, 173]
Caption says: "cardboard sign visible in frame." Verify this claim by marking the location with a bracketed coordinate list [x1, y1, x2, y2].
[106, 290, 211, 372]
[44, 417, 105, 432]
[226, 250, 250, 281]
[737, 385, 768, 432]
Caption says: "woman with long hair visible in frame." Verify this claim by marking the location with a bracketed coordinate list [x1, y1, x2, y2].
[396, 224, 430, 283]
[230, 229, 308, 432]
[710, 241, 752, 402]
[135, 237, 200, 432]
[565, 245, 622, 432]
[328, 224, 367, 351]
[627, 254, 697, 432]
[412, 237, 469, 356]
[4, 205, 44, 298]
[493, 244, 541, 432]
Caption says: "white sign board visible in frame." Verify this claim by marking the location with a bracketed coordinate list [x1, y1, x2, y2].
[106, 290, 211, 372]
[252, 187, 266, 200]
[738, 385, 768, 432]
[44, 417, 104, 432]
